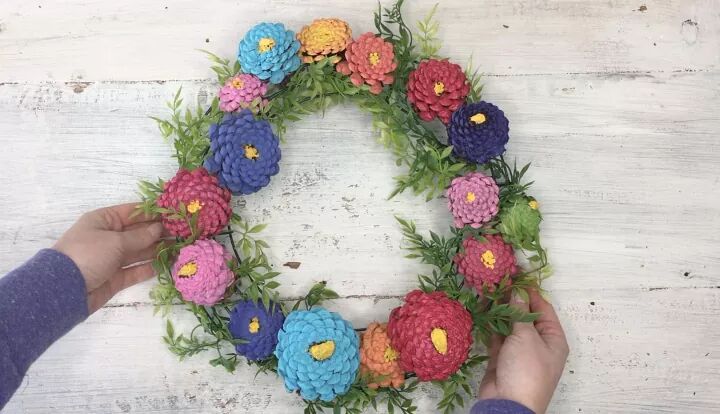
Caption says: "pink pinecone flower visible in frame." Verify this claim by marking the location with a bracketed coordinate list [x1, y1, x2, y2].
[219, 74, 268, 113]
[454, 234, 517, 291]
[172, 239, 234, 306]
[447, 172, 499, 228]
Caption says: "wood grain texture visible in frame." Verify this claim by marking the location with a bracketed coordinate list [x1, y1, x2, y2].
[0, 0, 719, 413]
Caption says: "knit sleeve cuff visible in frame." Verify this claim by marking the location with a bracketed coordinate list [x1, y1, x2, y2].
[470, 399, 535, 414]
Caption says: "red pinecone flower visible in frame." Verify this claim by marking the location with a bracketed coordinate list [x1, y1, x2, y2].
[454, 234, 518, 291]
[156, 168, 232, 238]
[407, 59, 470, 124]
[387, 290, 473, 381]
[336, 32, 397, 95]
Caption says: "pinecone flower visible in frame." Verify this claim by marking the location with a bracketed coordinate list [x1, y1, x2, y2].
[359, 322, 405, 389]
[219, 74, 268, 113]
[336, 32, 397, 95]
[275, 308, 360, 401]
[238, 22, 302, 84]
[407, 59, 470, 124]
[454, 234, 518, 291]
[298, 18, 352, 63]
[497, 197, 542, 249]
[172, 239, 234, 306]
[204, 110, 281, 195]
[387, 290, 473, 381]
[156, 168, 232, 238]
[447, 101, 510, 164]
[229, 300, 285, 361]
[447, 172, 500, 228]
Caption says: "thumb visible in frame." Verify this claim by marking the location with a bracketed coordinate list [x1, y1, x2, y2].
[119, 222, 164, 252]
[509, 290, 533, 333]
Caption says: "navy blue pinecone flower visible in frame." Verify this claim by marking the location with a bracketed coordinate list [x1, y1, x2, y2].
[447, 101, 510, 164]
[204, 110, 281, 195]
[228, 300, 285, 361]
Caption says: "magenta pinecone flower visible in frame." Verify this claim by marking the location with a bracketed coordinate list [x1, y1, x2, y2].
[454, 234, 518, 291]
[172, 239, 234, 306]
[219, 74, 268, 113]
[447, 172, 499, 228]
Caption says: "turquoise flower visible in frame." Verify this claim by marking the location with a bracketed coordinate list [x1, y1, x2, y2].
[238, 22, 302, 84]
[275, 308, 360, 401]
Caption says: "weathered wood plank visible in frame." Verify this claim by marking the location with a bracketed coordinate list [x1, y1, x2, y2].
[0, 0, 718, 82]
[3, 288, 719, 413]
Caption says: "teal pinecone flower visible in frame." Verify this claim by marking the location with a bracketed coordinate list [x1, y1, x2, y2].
[275, 308, 360, 401]
[238, 22, 302, 84]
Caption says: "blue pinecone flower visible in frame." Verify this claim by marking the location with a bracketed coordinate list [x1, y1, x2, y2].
[228, 300, 285, 361]
[275, 308, 360, 401]
[447, 101, 510, 164]
[238, 22, 302, 84]
[204, 110, 281, 195]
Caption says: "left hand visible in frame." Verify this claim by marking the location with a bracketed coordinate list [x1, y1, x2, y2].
[54, 203, 164, 314]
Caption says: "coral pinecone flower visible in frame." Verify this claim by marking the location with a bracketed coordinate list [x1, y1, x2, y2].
[229, 300, 285, 361]
[447, 101, 510, 164]
[387, 290, 473, 381]
[238, 22, 302, 84]
[219, 74, 268, 113]
[447, 171, 500, 228]
[156, 168, 232, 239]
[297, 18, 352, 63]
[454, 234, 518, 291]
[359, 322, 405, 389]
[172, 239, 234, 306]
[275, 308, 360, 401]
[336, 32, 397, 95]
[204, 110, 281, 195]
[407, 59, 470, 124]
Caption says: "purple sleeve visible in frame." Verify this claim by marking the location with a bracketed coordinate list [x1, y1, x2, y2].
[471, 399, 535, 414]
[0, 249, 89, 409]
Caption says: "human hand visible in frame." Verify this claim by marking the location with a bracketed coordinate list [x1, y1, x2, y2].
[53, 203, 164, 314]
[478, 289, 569, 414]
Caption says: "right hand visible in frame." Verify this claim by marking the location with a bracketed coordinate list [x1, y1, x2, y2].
[478, 289, 570, 414]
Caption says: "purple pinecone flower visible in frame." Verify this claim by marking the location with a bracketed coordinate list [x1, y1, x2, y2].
[229, 300, 285, 361]
[219, 74, 268, 113]
[447, 101, 510, 164]
[447, 172, 499, 228]
[204, 110, 281, 195]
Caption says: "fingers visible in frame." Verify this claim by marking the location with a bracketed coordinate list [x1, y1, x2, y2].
[122, 243, 161, 267]
[86, 263, 157, 314]
[118, 222, 164, 253]
[478, 335, 502, 398]
[509, 290, 534, 333]
[93, 203, 159, 231]
[529, 289, 569, 355]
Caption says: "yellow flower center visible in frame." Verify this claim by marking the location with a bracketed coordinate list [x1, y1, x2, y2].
[177, 261, 198, 278]
[383, 346, 398, 362]
[187, 199, 202, 214]
[466, 192, 476, 203]
[258, 38, 276, 53]
[309, 340, 335, 361]
[248, 317, 260, 334]
[433, 82, 445, 96]
[430, 328, 448, 355]
[529, 200, 539, 210]
[231, 78, 245, 89]
[481, 250, 496, 269]
[368, 52, 381, 66]
[244, 144, 259, 160]
[470, 113, 487, 124]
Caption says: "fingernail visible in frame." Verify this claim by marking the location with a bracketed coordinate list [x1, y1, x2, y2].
[148, 222, 164, 239]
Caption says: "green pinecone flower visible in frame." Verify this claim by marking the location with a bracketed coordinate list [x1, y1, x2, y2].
[498, 197, 541, 249]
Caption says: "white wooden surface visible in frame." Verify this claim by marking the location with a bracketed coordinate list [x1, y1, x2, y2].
[1, 0, 719, 413]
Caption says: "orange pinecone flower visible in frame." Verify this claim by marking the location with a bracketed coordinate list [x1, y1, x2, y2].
[359, 322, 405, 389]
[297, 18, 352, 63]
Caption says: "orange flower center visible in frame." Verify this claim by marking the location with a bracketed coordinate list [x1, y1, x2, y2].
[433, 82, 445, 96]
[368, 52, 381, 66]
[187, 199, 202, 214]
[231, 78, 245, 89]
[466, 192, 476, 203]
[248, 317, 260, 334]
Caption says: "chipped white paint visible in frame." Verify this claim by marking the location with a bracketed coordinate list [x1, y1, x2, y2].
[0, 0, 719, 413]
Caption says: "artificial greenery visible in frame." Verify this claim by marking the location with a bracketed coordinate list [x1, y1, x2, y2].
[136, 0, 551, 412]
